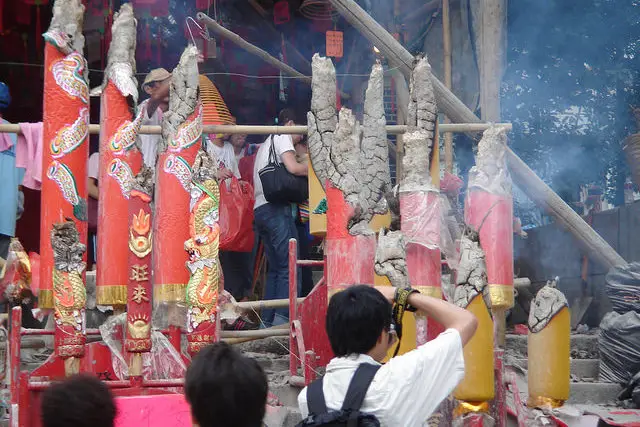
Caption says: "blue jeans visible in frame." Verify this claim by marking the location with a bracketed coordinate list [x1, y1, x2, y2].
[254, 203, 298, 326]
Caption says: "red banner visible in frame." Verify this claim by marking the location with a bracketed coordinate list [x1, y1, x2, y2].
[125, 189, 153, 353]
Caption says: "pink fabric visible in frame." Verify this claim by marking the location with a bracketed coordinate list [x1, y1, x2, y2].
[16, 122, 43, 190]
[0, 129, 13, 151]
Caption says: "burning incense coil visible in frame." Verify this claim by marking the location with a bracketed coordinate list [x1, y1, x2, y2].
[199, 75, 233, 131]
[299, 0, 338, 21]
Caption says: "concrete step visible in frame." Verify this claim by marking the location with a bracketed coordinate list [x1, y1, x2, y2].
[506, 333, 599, 359]
[568, 382, 622, 405]
[511, 358, 600, 380]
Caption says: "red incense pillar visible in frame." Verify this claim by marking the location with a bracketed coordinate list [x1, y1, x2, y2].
[97, 81, 143, 306]
[40, 24, 89, 309]
[400, 190, 444, 345]
[325, 182, 376, 298]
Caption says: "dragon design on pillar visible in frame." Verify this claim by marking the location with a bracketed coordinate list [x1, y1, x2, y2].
[51, 220, 86, 375]
[185, 151, 220, 356]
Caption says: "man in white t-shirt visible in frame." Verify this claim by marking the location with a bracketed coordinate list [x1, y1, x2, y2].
[136, 68, 171, 168]
[298, 285, 478, 426]
[252, 109, 308, 326]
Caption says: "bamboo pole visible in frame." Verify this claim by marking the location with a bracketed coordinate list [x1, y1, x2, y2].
[196, 12, 351, 100]
[442, 0, 454, 173]
[235, 298, 303, 310]
[328, 0, 627, 271]
[0, 122, 511, 135]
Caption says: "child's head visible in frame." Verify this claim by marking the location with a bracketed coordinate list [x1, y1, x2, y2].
[185, 342, 268, 427]
[41, 375, 116, 427]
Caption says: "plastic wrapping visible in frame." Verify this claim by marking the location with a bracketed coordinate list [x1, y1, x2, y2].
[399, 190, 440, 249]
[100, 313, 186, 383]
[605, 262, 640, 313]
[0, 239, 33, 305]
[599, 311, 640, 385]
[465, 190, 514, 308]
[439, 195, 461, 271]
[219, 177, 255, 252]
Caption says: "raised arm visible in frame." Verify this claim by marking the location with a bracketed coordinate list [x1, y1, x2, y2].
[376, 286, 478, 345]
[281, 151, 308, 177]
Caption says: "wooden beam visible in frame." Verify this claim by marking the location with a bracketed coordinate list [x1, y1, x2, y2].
[197, 12, 350, 99]
[477, 0, 506, 122]
[328, 0, 627, 270]
[442, 0, 454, 173]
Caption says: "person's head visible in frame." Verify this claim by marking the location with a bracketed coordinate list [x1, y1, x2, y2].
[326, 285, 395, 361]
[41, 374, 116, 427]
[185, 342, 268, 427]
[230, 133, 247, 150]
[143, 68, 171, 111]
[0, 82, 11, 116]
[278, 108, 303, 145]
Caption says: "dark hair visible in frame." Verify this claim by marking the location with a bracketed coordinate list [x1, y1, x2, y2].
[278, 107, 297, 125]
[185, 342, 268, 427]
[326, 285, 392, 357]
[41, 375, 116, 427]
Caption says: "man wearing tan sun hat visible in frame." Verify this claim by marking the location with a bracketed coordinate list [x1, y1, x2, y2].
[136, 68, 172, 168]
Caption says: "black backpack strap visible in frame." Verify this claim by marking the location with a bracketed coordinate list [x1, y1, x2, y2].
[306, 377, 328, 416]
[340, 363, 381, 412]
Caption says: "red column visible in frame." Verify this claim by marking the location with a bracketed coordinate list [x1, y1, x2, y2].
[153, 104, 203, 305]
[400, 191, 444, 344]
[40, 39, 89, 309]
[125, 186, 153, 376]
[325, 182, 375, 297]
[96, 82, 143, 306]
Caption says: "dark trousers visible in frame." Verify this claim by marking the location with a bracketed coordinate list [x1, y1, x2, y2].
[219, 250, 254, 301]
[253, 203, 298, 326]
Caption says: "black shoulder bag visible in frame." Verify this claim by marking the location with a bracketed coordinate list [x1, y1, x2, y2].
[297, 363, 381, 427]
[258, 135, 308, 204]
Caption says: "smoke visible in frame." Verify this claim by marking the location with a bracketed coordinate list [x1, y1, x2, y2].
[503, 0, 640, 225]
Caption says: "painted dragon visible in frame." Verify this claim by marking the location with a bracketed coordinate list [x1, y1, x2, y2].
[51, 221, 86, 332]
[185, 151, 220, 333]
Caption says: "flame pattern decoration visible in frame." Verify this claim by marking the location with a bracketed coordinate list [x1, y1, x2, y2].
[107, 158, 135, 199]
[47, 160, 87, 221]
[163, 154, 193, 192]
[109, 104, 147, 155]
[51, 52, 89, 104]
[50, 108, 89, 159]
[168, 104, 203, 153]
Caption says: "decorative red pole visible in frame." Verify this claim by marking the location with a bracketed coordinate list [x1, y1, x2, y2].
[399, 57, 443, 345]
[125, 167, 154, 376]
[51, 221, 87, 376]
[185, 152, 220, 356]
[153, 46, 203, 311]
[97, 3, 143, 307]
[39, 0, 89, 309]
[308, 55, 390, 298]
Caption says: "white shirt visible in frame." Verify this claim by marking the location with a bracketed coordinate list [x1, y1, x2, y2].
[87, 152, 99, 180]
[298, 329, 465, 427]
[137, 100, 163, 168]
[205, 139, 241, 179]
[252, 134, 295, 210]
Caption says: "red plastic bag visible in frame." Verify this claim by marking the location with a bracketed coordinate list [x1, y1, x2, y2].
[219, 178, 255, 252]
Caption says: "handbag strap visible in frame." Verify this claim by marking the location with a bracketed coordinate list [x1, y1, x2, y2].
[268, 134, 279, 165]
